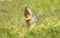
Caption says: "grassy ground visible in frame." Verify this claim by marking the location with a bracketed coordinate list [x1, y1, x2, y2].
[0, 0, 60, 38]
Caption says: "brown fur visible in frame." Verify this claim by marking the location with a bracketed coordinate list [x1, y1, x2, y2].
[24, 7, 39, 27]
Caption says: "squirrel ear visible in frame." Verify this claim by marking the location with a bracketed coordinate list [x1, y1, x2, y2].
[25, 7, 32, 15]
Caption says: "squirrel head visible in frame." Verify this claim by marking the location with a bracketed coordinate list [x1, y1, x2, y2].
[24, 6, 32, 18]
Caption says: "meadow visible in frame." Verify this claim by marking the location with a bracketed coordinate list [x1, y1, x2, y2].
[0, 0, 60, 38]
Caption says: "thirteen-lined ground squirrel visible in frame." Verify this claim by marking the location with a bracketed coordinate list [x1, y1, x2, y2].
[24, 7, 39, 27]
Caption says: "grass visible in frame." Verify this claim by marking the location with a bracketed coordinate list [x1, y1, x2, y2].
[0, 0, 60, 38]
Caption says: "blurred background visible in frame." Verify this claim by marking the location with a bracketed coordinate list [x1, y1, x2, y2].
[0, 0, 60, 38]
